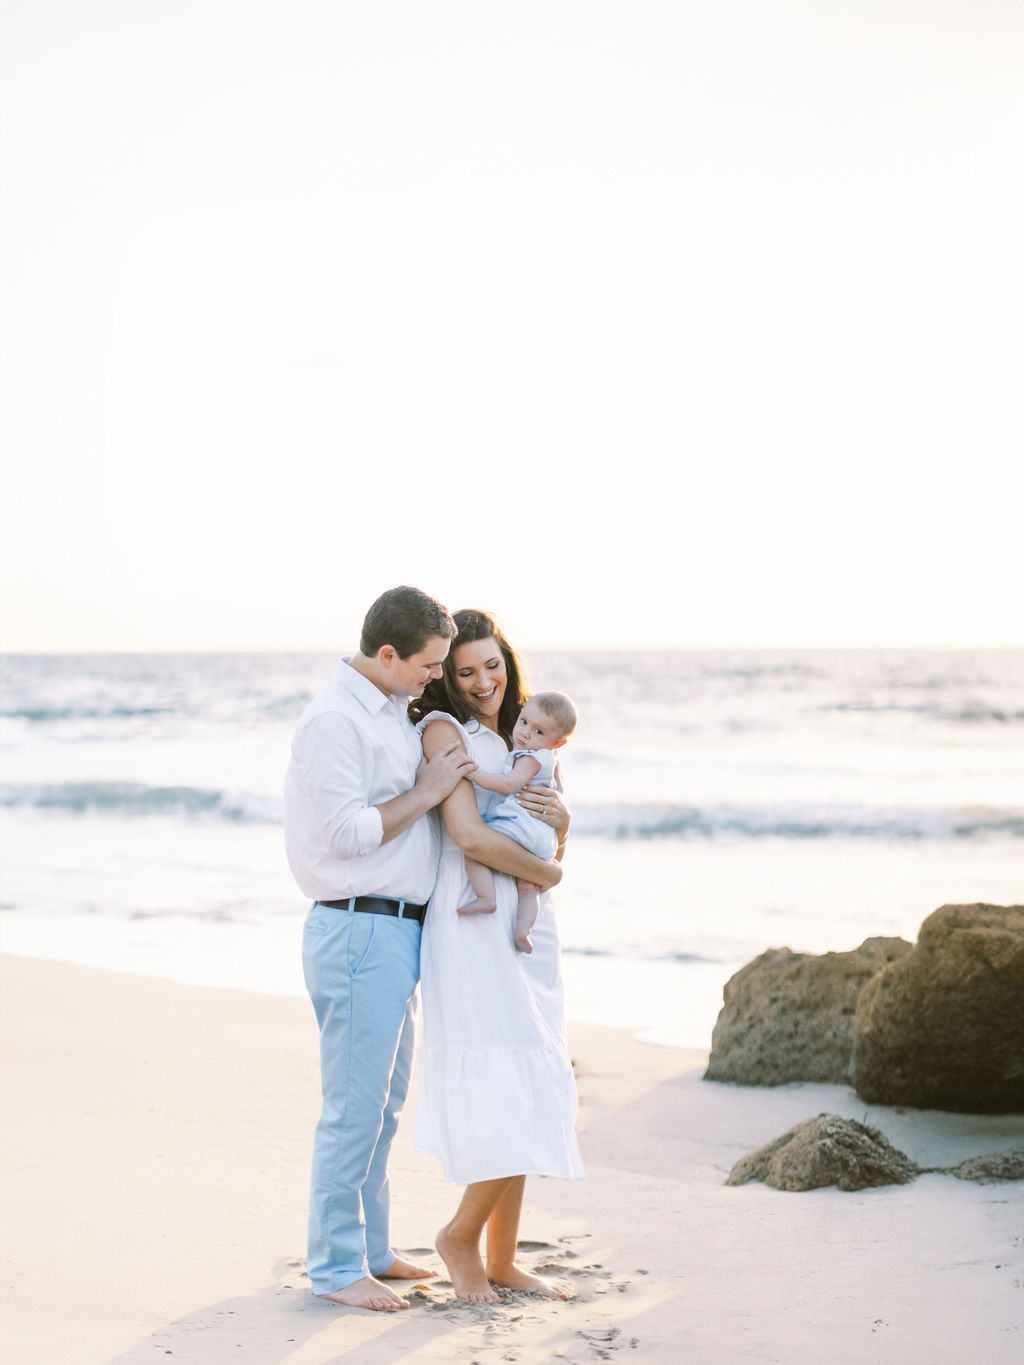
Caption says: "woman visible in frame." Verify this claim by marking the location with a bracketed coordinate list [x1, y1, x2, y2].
[408, 609, 584, 1303]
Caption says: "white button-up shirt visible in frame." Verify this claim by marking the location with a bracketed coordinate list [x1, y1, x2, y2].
[283, 659, 439, 903]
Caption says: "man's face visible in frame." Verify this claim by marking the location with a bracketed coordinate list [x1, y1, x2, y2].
[386, 636, 451, 698]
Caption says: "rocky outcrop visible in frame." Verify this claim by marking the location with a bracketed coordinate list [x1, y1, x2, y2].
[705, 937, 912, 1086]
[948, 1151, 1024, 1184]
[852, 904, 1024, 1113]
[725, 1113, 918, 1191]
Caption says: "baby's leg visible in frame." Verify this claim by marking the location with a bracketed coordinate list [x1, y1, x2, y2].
[458, 857, 497, 916]
[514, 881, 542, 953]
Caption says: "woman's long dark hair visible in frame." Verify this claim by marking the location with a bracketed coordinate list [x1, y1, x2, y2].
[408, 608, 528, 745]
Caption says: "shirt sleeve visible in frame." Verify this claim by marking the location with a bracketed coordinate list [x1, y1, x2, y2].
[291, 710, 385, 860]
[536, 749, 557, 785]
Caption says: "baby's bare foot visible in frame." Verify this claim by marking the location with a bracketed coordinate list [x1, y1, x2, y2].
[515, 932, 533, 953]
[458, 897, 497, 916]
[318, 1275, 410, 1311]
[436, 1227, 500, 1303]
[486, 1262, 572, 1299]
[376, 1255, 436, 1280]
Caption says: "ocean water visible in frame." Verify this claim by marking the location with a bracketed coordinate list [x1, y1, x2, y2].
[1, 648, 1022, 1047]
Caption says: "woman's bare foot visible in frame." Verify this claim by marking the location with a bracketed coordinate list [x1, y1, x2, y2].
[436, 1226, 501, 1302]
[485, 1263, 573, 1299]
[318, 1275, 410, 1311]
[376, 1255, 436, 1280]
[457, 897, 497, 916]
[515, 931, 533, 954]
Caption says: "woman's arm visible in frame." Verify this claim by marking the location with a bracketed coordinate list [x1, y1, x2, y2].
[421, 721, 562, 890]
[470, 752, 542, 795]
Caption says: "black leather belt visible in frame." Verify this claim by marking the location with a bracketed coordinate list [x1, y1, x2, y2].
[317, 895, 427, 924]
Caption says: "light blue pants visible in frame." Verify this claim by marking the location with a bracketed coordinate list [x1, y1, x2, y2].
[302, 903, 421, 1296]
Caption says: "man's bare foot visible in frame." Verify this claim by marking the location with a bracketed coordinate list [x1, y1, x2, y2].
[515, 932, 533, 954]
[318, 1275, 410, 1311]
[457, 897, 497, 916]
[376, 1255, 436, 1280]
[486, 1263, 572, 1299]
[436, 1226, 501, 1302]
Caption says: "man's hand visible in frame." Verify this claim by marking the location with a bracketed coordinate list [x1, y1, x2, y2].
[415, 742, 477, 806]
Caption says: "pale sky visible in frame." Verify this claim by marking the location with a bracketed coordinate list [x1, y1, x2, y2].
[1, 0, 1022, 652]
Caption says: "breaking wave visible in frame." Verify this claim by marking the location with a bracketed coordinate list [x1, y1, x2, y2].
[572, 801, 1024, 841]
[0, 782, 281, 823]
[3, 783, 1022, 841]
[2, 705, 175, 722]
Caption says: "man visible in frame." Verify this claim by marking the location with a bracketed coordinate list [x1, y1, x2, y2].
[284, 586, 476, 1311]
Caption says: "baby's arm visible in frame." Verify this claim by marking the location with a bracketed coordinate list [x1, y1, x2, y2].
[472, 752, 542, 795]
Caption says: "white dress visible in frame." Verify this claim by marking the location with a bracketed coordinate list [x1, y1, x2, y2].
[414, 712, 584, 1185]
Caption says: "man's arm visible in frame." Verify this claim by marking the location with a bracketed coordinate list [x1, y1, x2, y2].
[293, 712, 475, 858]
[421, 720, 561, 890]
[376, 742, 477, 844]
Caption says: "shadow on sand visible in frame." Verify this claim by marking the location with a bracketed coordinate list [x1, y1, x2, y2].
[105, 1258, 451, 1365]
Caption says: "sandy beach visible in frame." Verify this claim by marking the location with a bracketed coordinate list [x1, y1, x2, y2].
[2, 953, 1022, 1365]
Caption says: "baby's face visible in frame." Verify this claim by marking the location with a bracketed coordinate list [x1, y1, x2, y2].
[513, 700, 563, 751]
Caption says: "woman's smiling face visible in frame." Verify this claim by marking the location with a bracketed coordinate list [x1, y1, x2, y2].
[452, 636, 507, 727]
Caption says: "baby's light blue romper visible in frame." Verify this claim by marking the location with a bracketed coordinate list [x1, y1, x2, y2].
[482, 747, 559, 859]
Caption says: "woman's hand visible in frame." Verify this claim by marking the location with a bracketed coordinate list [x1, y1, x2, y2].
[517, 785, 570, 850]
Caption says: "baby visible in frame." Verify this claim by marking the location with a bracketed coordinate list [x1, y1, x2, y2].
[460, 690, 578, 953]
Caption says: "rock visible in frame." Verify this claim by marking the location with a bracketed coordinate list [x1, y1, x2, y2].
[947, 1151, 1024, 1183]
[725, 1113, 919, 1191]
[852, 903, 1024, 1113]
[704, 937, 912, 1086]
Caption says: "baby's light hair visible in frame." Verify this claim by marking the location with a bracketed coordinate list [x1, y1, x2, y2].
[531, 690, 578, 739]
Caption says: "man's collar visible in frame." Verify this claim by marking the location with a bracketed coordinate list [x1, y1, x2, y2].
[336, 657, 391, 714]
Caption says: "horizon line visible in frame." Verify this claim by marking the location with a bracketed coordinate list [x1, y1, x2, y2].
[2, 641, 1022, 656]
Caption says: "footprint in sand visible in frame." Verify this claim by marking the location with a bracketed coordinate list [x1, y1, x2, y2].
[571, 1325, 622, 1361]
[531, 1261, 590, 1278]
